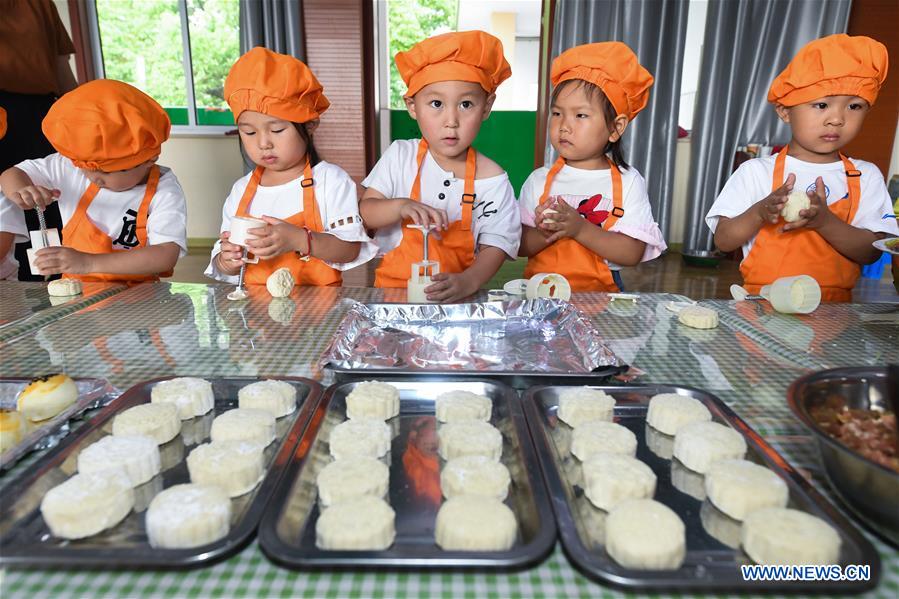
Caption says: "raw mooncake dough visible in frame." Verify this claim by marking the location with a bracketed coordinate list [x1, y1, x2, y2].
[570, 421, 637, 461]
[210, 408, 276, 447]
[238, 380, 297, 418]
[582, 453, 656, 511]
[435, 495, 517, 551]
[328, 418, 391, 459]
[77, 434, 161, 487]
[146, 483, 231, 548]
[41, 470, 135, 539]
[605, 499, 686, 570]
[742, 508, 841, 565]
[646, 393, 711, 435]
[781, 190, 811, 223]
[556, 387, 616, 427]
[438, 420, 503, 461]
[435, 390, 492, 423]
[112, 402, 181, 445]
[440, 455, 511, 500]
[705, 459, 789, 520]
[345, 382, 400, 420]
[677, 305, 719, 329]
[673, 421, 747, 474]
[316, 456, 390, 507]
[47, 278, 82, 297]
[266, 267, 295, 298]
[186, 440, 265, 497]
[150, 377, 214, 420]
[316, 495, 396, 550]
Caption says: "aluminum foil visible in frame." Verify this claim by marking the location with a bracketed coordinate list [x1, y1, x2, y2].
[322, 299, 624, 373]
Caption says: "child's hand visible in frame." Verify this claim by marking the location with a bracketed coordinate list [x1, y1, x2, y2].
[534, 197, 560, 236]
[217, 231, 245, 273]
[539, 199, 586, 244]
[246, 216, 304, 259]
[9, 186, 60, 211]
[399, 199, 448, 233]
[33, 246, 93, 275]
[782, 176, 833, 232]
[755, 173, 794, 225]
[424, 271, 479, 303]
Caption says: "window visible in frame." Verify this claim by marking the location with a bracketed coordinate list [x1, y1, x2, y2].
[87, 0, 240, 132]
[678, 0, 709, 132]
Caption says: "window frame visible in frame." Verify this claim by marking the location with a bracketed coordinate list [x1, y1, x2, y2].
[85, 0, 235, 136]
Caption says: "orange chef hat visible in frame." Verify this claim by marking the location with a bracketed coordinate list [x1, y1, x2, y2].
[0, 106, 6, 140]
[551, 42, 654, 120]
[395, 30, 512, 97]
[768, 34, 889, 106]
[41, 80, 170, 172]
[225, 47, 329, 123]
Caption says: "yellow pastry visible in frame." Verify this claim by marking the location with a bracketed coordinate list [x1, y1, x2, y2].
[0, 410, 26, 452]
[17, 374, 78, 422]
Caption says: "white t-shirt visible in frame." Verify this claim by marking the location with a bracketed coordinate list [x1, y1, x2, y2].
[361, 139, 521, 259]
[205, 160, 377, 283]
[518, 163, 667, 264]
[706, 154, 899, 258]
[0, 153, 188, 255]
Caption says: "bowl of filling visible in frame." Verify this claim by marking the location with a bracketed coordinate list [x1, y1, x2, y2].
[788, 366, 899, 547]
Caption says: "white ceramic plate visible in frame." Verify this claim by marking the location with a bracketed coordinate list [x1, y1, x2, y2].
[872, 237, 899, 256]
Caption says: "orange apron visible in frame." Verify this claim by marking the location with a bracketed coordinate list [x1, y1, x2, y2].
[374, 140, 477, 288]
[61, 165, 170, 283]
[740, 146, 861, 303]
[524, 157, 625, 291]
[236, 161, 341, 287]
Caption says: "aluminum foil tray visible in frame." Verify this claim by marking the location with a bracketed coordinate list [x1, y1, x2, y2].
[0, 376, 321, 569]
[523, 384, 880, 593]
[258, 378, 556, 569]
[1, 377, 119, 471]
[322, 300, 626, 383]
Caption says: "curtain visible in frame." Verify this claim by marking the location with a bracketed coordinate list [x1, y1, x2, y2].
[549, 0, 689, 240]
[682, 0, 851, 254]
[239, 0, 305, 58]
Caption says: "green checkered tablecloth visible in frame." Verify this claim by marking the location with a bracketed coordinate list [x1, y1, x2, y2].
[1, 283, 896, 598]
[0, 281, 126, 343]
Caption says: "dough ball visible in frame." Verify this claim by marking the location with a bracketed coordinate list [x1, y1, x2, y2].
[266, 267, 295, 297]
[673, 421, 746, 474]
[742, 508, 841, 565]
[781, 190, 810, 223]
[570, 421, 637, 461]
[647, 393, 712, 435]
[557, 387, 616, 427]
[606, 499, 686, 570]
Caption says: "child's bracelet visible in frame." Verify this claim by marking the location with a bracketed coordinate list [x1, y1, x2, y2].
[295, 227, 313, 260]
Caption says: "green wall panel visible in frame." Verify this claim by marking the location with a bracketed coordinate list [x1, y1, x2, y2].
[389, 110, 537, 194]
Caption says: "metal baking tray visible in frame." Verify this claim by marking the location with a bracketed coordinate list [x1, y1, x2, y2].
[1, 377, 120, 471]
[523, 384, 881, 593]
[788, 367, 899, 547]
[0, 376, 321, 569]
[322, 300, 628, 386]
[259, 378, 557, 569]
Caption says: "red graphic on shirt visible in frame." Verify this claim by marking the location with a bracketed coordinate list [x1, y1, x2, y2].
[577, 194, 609, 226]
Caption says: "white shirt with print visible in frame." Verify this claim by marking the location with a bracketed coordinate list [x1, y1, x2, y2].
[205, 160, 377, 283]
[518, 162, 667, 264]
[361, 138, 521, 259]
[706, 154, 899, 259]
[0, 153, 188, 255]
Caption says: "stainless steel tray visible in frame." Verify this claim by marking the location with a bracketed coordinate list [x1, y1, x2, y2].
[788, 367, 899, 548]
[322, 300, 628, 386]
[0, 376, 321, 569]
[523, 384, 881, 592]
[259, 378, 557, 569]
[1, 377, 120, 471]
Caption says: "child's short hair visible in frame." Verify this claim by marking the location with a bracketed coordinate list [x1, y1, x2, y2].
[551, 79, 629, 170]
